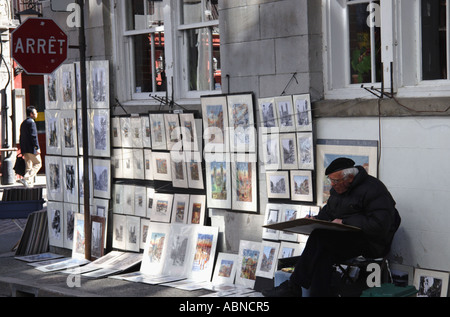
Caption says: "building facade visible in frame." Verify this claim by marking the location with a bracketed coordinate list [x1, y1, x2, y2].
[11, 0, 450, 275]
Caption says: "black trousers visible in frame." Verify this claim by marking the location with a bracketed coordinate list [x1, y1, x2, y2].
[289, 229, 375, 297]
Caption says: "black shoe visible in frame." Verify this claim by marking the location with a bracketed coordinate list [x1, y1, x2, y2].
[262, 281, 302, 297]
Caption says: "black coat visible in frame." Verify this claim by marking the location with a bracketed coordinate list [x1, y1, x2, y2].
[20, 117, 40, 155]
[317, 166, 401, 257]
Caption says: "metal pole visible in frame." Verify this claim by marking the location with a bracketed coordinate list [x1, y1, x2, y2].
[77, 0, 91, 260]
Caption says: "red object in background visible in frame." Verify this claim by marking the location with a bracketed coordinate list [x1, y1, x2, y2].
[11, 18, 68, 75]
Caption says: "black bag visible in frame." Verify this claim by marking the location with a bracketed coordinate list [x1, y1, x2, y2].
[13, 154, 26, 176]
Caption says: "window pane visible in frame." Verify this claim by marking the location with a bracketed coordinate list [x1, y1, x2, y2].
[126, 0, 164, 30]
[348, 1, 381, 84]
[134, 33, 166, 93]
[181, 0, 219, 24]
[186, 27, 221, 91]
[422, 0, 447, 80]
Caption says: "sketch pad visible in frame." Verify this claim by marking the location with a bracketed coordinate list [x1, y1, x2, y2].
[263, 218, 361, 235]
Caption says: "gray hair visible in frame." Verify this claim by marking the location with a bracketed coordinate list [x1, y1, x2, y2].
[342, 167, 359, 178]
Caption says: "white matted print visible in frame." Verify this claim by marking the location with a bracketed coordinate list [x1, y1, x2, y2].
[201, 95, 229, 153]
[227, 93, 256, 153]
[256, 241, 280, 279]
[163, 224, 196, 277]
[111, 117, 122, 147]
[141, 222, 172, 276]
[89, 109, 110, 157]
[297, 132, 314, 170]
[47, 201, 64, 248]
[112, 214, 127, 250]
[126, 215, 141, 252]
[120, 117, 132, 148]
[188, 195, 206, 225]
[258, 97, 277, 132]
[89, 60, 109, 109]
[275, 95, 295, 133]
[152, 151, 172, 181]
[171, 151, 188, 188]
[278, 241, 302, 259]
[262, 204, 282, 241]
[179, 113, 199, 152]
[92, 158, 111, 199]
[231, 153, 257, 212]
[185, 151, 204, 190]
[280, 133, 298, 170]
[151, 193, 174, 223]
[261, 132, 281, 171]
[205, 152, 231, 209]
[293, 94, 312, 132]
[150, 113, 167, 150]
[171, 194, 190, 224]
[44, 72, 58, 109]
[279, 205, 301, 242]
[414, 268, 449, 297]
[188, 226, 219, 282]
[61, 110, 78, 156]
[46, 155, 63, 202]
[59, 63, 76, 109]
[72, 212, 85, 260]
[236, 240, 261, 289]
[45, 110, 61, 155]
[266, 171, 290, 199]
[212, 253, 238, 285]
[62, 156, 78, 204]
[63, 203, 77, 249]
[290, 170, 313, 202]
[164, 113, 181, 151]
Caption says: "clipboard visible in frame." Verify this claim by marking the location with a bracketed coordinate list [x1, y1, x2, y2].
[263, 218, 361, 235]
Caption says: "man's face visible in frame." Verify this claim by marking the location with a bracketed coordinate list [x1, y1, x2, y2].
[30, 110, 38, 120]
[328, 170, 354, 194]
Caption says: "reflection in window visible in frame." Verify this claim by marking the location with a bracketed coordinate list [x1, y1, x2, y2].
[126, 0, 164, 30]
[134, 32, 166, 93]
[422, 0, 448, 80]
[181, 0, 219, 24]
[348, 1, 381, 84]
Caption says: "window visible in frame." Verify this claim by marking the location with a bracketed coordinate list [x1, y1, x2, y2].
[178, 0, 221, 94]
[124, 0, 167, 95]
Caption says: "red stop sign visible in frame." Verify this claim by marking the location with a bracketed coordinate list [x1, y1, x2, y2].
[11, 18, 68, 75]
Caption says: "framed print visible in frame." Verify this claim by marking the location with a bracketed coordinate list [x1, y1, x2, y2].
[278, 241, 302, 259]
[266, 171, 290, 199]
[122, 184, 135, 215]
[126, 215, 141, 252]
[258, 97, 277, 131]
[280, 133, 298, 170]
[46, 155, 63, 202]
[261, 132, 281, 171]
[290, 170, 313, 202]
[201, 95, 229, 153]
[164, 113, 181, 151]
[185, 151, 204, 190]
[151, 151, 172, 181]
[316, 139, 378, 206]
[131, 116, 143, 148]
[293, 94, 312, 132]
[236, 240, 262, 289]
[231, 153, 258, 212]
[256, 241, 280, 279]
[279, 205, 301, 242]
[211, 253, 238, 285]
[134, 186, 147, 218]
[120, 117, 132, 148]
[113, 184, 124, 214]
[72, 212, 85, 260]
[171, 194, 190, 224]
[47, 201, 64, 248]
[150, 113, 167, 150]
[144, 149, 154, 180]
[44, 72, 58, 109]
[92, 158, 111, 199]
[227, 94, 256, 153]
[111, 117, 122, 147]
[171, 151, 188, 188]
[89, 60, 109, 109]
[45, 110, 61, 155]
[59, 63, 76, 109]
[297, 132, 314, 170]
[141, 116, 152, 148]
[188, 226, 219, 281]
[414, 268, 449, 297]
[179, 113, 198, 152]
[163, 224, 195, 277]
[146, 187, 155, 219]
[141, 222, 172, 276]
[188, 195, 206, 225]
[205, 152, 231, 209]
[89, 109, 110, 157]
[112, 214, 127, 250]
[61, 110, 78, 156]
[93, 198, 109, 218]
[111, 148, 123, 179]
[275, 95, 295, 133]
[390, 263, 414, 287]
[151, 193, 174, 223]
[262, 204, 282, 241]
[91, 215, 106, 259]
[63, 203, 77, 249]
[62, 156, 79, 204]
[132, 149, 145, 180]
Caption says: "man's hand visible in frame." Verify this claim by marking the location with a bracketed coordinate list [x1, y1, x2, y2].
[332, 218, 343, 224]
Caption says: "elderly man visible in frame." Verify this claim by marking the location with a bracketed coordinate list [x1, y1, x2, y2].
[263, 157, 400, 297]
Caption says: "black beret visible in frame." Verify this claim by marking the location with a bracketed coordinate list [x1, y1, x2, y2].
[325, 157, 355, 175]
